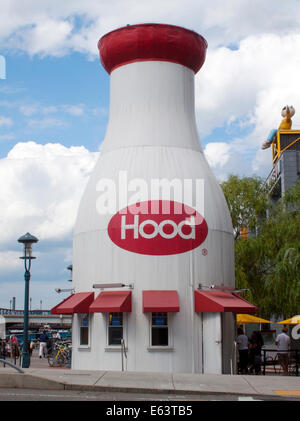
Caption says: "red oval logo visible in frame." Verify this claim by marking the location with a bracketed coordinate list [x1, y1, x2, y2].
[107, 200, 208, 255]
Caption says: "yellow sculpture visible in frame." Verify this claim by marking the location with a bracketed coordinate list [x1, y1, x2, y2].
[278, 105, 295, 130]
[262, 105, 295, 150]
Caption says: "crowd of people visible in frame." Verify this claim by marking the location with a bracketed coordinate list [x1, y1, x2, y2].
[0, 329, 62, 360]
[236, 326, 291, 375]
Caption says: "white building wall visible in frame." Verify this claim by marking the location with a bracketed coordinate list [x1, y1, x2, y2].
[72, 61, 234, 373]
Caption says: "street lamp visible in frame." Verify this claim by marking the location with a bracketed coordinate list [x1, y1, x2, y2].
[18, 232, 38, 368]
[67, 264, 72, 282]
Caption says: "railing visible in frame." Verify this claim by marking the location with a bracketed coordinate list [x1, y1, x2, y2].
[272, 130, 300, 166]
[0, 308, 52, 316]
[0, 359, 24, 373]
[120, 338, 127, 371]
[262, 349, 299, 376]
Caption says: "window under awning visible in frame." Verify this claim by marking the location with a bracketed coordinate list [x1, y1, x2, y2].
[89, 290, 132, 313]
[194, 290, 257, 314]
[51, 292, 94, 314]
[142, 290, 180, 313]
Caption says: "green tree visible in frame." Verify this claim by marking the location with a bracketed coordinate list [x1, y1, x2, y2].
[220, 176, 300, 318]
[220, 175, 268, 240]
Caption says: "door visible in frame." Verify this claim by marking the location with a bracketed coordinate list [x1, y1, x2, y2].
[202, 312, 222, 374]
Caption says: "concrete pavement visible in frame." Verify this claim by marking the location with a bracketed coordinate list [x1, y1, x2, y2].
[0, 349, 299, 399]
[0, 365, 300, 399]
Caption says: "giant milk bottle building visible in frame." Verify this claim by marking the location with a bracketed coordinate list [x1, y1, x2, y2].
[52, 24, 257, 373]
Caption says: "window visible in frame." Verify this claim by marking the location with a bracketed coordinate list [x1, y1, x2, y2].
[151, 312, 168, 346]
[79, 314, 89, 346]
[108, 312, 123, 345]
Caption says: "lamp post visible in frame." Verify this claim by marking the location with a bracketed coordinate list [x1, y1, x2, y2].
[67, 264, 72, 282]
[18, 232, 38, 368]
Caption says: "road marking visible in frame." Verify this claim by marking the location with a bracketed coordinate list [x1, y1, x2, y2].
[274, 390, 300, 396]
[238, 397, 261, 401]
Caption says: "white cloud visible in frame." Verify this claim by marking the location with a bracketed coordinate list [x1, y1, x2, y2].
[0, 251, 20, 271]
[20, 105, 38, 116]
[19, 103, 86, 117]
[0, 134, 15, 142]
[27, 117, 66, 129]
[196, 32, 300, 176]
[0, 116, 13, 126]
[204, 142, 231, 168]
[1, 1, 300, 57]
[63, 104, 85, 116]
[42, 106, 58, 115]
[0, 141, 99, 245]
[1, 1, 300, 181]
[196, 33, 300, 137]
[203, 142, 252, 181]
[11, 19, 74, 57]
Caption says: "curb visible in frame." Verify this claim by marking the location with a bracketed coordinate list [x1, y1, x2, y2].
[0, 372, 64, 390]
[0, 370, 299, 400]
[0, 371, 277, 399]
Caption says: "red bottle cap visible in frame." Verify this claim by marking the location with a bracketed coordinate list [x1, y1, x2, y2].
[99, 23, 207, 74]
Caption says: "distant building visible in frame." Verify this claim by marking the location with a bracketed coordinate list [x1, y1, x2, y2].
[264, 130, 300, 203]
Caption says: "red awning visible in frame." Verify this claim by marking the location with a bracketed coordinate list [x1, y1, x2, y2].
[194, 290, 257, 314]
[89, 291, 132, 313]
[51, 292, 94, 314]
[142, 290, 180, 312]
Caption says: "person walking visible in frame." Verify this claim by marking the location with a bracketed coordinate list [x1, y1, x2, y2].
[10, 334, 20, 362]
[38, 330, 49, 358]
[54, 331, 61, 340]
[275, 326, 290, 375]
[236, 327, 249, 374]
[249, 331, 264, 374]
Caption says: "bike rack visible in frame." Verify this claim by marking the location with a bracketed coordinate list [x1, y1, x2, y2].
[0, 358, 24, 374]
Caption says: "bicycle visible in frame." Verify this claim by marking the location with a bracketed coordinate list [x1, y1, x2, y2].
[47, 341, 71, 367]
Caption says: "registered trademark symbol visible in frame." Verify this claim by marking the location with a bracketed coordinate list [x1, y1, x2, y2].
[202, 248, 208, 256]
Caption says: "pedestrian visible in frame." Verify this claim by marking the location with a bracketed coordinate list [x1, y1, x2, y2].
[249, 331, 263, 374]
[236, 327, 249, 374]
[38, 330, 49, 358]
[5, 339, 11, 357]
[275, 326, 290, 375]
[0, 338, 5, 358]
[10, 334, 18, 346]
[47, 335, 55, 356]
[53, 331, 61, 340]
[10, 334, 19, 361]
[29, 340, 35, 356]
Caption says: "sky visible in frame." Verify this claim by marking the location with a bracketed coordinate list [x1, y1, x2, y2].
[0, 0, 300, 309]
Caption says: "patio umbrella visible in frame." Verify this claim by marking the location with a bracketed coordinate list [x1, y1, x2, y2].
[277, 315, 300, 325]
[236, 314, 273, 324]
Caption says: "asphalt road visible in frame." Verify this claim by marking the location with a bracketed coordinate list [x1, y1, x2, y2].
[0, 387, 296, 401]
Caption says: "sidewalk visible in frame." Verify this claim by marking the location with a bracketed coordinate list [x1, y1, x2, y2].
[0, 351, 300, 399]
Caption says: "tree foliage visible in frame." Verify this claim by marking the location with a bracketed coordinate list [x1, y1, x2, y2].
[220, 176, 300, 319]
[220, 175, 268, 240]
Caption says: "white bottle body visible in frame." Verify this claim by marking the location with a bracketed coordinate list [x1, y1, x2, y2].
[72, 61, 234, 373]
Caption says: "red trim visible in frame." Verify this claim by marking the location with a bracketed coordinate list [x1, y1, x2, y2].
[99, 23, 207, 74]
[50, 292, 94, 314]
[89, 290, 132, 313]
[194, 290, 257, 314]
[142, 290, 180, 313]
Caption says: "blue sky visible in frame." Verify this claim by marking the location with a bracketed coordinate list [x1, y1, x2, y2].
[0, 0, 300, 309]
[0, 53, 109, 156]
